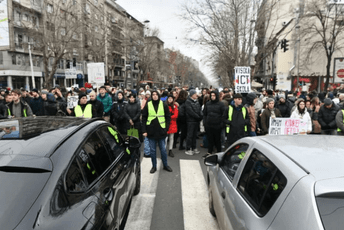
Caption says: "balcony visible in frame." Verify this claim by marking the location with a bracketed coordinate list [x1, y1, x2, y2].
[113, 58, 125, 67]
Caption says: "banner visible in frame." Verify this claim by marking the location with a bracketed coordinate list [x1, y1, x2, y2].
[87, 63, 105, 84]
[333, 58, 344, 83]
[269, 117, 308, 135]
[234, 66, 251, 93]
[0, 0, 9, 46]
[65, 68, 77, 79]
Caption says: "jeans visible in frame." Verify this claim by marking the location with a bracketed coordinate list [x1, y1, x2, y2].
[249, 131, 257, 136]
[144, 137, 150, 156]
[148, 137, 168, 168]
[165, 133, 174, 150]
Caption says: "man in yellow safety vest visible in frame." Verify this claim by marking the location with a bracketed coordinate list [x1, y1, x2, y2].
[223, 93, 250, 148]
[142, 90, 172, 174]
[67, 93, 95, 118]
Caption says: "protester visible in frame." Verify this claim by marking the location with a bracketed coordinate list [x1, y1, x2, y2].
[89, 91, 104, 118]
[97, 86, 112, 121]
[142, 90, 172, 173]
[165, 95, 178, 157]
[175, 90, 188, 150]
[185, 89, 202, 155]
[223, 93, 250, 148]
[7, 89, 33, 118]
[245, 92, 258, 136]
[260, 98, 282, 134]
[124, 93, 143, 142]
[290, 99, 312, 134]
[67, 93, 95, 118]
[110, 91, 127, 134]
[318, 98, 340, 135]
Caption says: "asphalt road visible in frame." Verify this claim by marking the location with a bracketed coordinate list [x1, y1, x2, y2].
[124, 137, 220, 230]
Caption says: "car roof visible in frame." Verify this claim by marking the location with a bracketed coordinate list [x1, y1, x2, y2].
[0, 117, 100, 158]
[256, 135, 344, 181]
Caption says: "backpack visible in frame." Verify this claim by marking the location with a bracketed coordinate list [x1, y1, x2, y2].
[178, 103, 186, 122]
[56, 102, 66, 116]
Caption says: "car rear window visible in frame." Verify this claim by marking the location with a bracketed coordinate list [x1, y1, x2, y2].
[237, 149, 287, 216]
[316, 196, 344, 230]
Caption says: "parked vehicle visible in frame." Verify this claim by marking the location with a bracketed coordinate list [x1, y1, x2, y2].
[0, 117, 141, 230]
[205, 135, 343, 230]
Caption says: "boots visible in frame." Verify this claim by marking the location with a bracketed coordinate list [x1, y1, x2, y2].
[169, 150, 174, 158]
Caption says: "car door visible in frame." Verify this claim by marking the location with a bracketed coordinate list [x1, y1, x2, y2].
[213, 142, 250, 230]
[97, 125, 133, 227]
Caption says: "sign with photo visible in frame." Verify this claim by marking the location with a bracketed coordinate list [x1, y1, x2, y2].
[269, 118, 308, 135]
[234, 66, 251, 93]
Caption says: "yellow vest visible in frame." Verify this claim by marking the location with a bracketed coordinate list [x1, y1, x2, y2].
[338, 110, 344, 132]
[146, 100, 166, 128]
[75, 104, 92, 118]
[226, 106, 247, 133]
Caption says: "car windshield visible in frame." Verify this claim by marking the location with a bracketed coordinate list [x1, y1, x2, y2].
[0, 117, 85, 140]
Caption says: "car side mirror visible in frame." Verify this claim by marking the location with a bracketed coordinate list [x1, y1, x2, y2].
[129, 136, 141, 149]
[204, 154, 218, 166]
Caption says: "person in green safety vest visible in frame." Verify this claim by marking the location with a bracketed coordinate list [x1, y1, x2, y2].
[7, 89, 33, 118]
[142, 90, 173, 174]
[223, 93, 250, 148]
[67, 93, 95, 118]
[336, 108, 344, 136]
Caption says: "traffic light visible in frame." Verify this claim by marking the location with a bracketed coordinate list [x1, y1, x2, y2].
[281, 39, 289, 52]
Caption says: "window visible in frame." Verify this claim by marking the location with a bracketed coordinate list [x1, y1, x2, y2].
[237, 150, 287, 216]
[93, 0, 98, 5]
[221, 143, 249, 181]
[98, 126, 123, 160]
[14, 10, 21, 22]
[84, 3, 90, 14]
[23, 14, 29, 21]
[0, 51, 3, 65]
[95, 25, 98, 32]
[73, 49, 78, 56]
[12, 54, 16, 65]
[47, 4, 53, 13]
[61, 28, 66, 36]
[94, 14, 98, 20]
[65, 158, 87, 192]
[77, 132, 112, 185]
[73, 32, 78, 40]
[32, 16, 37, 26]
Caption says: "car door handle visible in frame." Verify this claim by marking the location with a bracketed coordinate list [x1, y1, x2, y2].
[221, 191, 226, 199]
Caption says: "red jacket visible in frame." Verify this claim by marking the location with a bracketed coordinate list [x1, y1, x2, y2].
[167, 104, 178, 134]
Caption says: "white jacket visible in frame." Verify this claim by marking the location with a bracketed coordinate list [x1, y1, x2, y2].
[290, 109, 312, 133]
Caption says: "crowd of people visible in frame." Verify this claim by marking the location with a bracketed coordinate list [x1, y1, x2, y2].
[1, 83, 344, 173]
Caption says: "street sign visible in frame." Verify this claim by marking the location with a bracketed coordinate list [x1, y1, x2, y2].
[234, 66, 251, 93]
[333, 58, 344, 83]
[87, 63, 105, 84]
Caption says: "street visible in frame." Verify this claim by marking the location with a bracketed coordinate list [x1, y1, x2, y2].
[124, 138, 220, 230]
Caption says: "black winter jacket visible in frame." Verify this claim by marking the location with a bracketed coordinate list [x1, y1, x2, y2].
[89, 99, 104, 118]
[0, 103, 8, 119]
[124, 101, 141, 130]
[185, 97, 202, 123]
[203, 91, 225, 130]
[111, 99, 127, 124]
[276, 100, 293, 117]
[318, 102, 340, 130]
[223, 101, 250, 139]
[142, 95, 171, 139]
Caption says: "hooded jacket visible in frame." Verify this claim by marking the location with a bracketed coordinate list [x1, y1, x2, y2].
[203, 91, 225, 130]
[89, 98, 104, 118]
[142, 90, 171, 139]
[223, 100, 250, 139]
[276, 98, 293, 117]
[167, 103, 178, 134]
[318, 101, 340, 130]
[0, 103, 8, 119]
[124, 98, 141, 129]
[97, 93, 112, 114]
[29, 96, 45, 116]
[111, 93, 128, 124]
[185, 96, 202, 123]
[43, 93, 58, 116]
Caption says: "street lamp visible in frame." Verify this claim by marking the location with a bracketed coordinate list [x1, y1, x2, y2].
[28, 42, 35, 89]
[296, 25, 301, 91]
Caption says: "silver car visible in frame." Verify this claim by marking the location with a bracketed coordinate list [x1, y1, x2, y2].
[205, 135, 344, 230]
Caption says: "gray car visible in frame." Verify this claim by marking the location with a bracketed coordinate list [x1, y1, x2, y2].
[205, 135, 344, 230]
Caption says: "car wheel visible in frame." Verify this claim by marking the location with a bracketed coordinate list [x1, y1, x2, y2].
[209, 187, 216, 217]
[133, 160, 141, 195]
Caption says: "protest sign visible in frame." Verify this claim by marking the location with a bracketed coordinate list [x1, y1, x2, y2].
[87, 63, 105, 84]
[269, 118, 308, 135]
[234, 66, 251, 93]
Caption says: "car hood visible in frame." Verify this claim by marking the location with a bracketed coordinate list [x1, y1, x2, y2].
[0, 155, 51, 230]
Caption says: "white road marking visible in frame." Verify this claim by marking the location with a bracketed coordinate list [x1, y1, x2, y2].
[180, 160, 220, 230]
[125, 158, 161, 230]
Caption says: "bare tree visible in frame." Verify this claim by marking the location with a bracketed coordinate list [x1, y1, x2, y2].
[300, 0, 344, 90]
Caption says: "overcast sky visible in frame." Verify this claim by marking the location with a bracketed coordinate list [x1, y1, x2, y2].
[116, 0, 213, 82]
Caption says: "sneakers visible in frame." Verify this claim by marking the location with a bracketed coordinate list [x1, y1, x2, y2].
[185, 149, 194, 155]
[163, 165, 173, 172]
[150, 167, 157, 174]
[193, 148, 200, 154]
[168, 150, 174, 158]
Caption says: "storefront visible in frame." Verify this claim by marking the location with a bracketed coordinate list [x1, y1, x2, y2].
[54, 73, 66, 87]
[291, 76, 335, 92]
[0, 70, 43, 90]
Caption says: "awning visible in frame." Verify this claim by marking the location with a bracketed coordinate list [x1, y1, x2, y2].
[54, 73, 65, 79]
[77, 74, 84, 79]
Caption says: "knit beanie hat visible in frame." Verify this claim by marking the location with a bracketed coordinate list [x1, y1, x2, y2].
[189, 90, 196, 97]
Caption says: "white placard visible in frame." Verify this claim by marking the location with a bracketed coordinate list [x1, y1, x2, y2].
[65, 68, 77, 79]
[234, 66, 251, 93]
[329, 0, 344, 4]
[87, 63, 105, 84]
[269, 117, 308, 135]
[67, 95, 90, 109]
[333, 58, 344, 83]
[276, 73, 291, 91]
[0, 0, 9, 46]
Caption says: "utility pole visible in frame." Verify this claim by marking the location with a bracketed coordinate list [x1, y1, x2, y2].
[28, 42, 35, 89]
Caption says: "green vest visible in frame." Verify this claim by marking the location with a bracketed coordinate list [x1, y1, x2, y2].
[8, 108, 27, 117]
[75, 104, 92, 118]
[226, 106, 247, 133]
[146, 100, 166, 128]
[338, 110, 344, 132]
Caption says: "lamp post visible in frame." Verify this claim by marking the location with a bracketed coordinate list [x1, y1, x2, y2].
[296, 25, 301, 92]
[28, 42, 35, 89]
